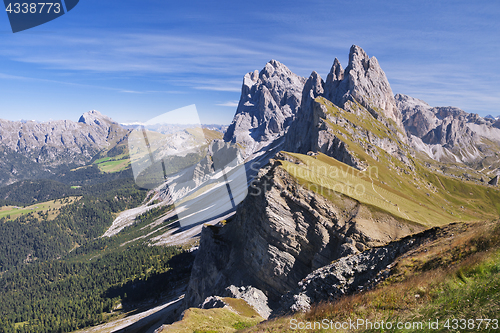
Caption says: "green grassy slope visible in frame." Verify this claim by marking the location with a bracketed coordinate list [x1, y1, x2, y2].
[279, 97, 500, 227]
[0, 196, 80, 221]
[281, 152, 500, 227]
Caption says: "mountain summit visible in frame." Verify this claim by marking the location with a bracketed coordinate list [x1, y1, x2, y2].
[326, 45, 403, 129]
[223, 59, 306, 155]
[225, 45, 406, 163]
[78, 110, 116, 126]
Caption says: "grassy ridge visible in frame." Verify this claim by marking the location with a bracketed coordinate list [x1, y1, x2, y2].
[280, 152, 500, 226]
[278, 97, 500, 227]
[281, 153, 450, 226]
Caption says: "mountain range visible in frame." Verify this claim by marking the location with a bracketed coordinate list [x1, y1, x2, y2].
[1, 45, 500, 332]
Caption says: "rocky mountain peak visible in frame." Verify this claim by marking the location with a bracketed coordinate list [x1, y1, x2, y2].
[397, 93, 500, 163]
[78, 110, 115, 126]
[346, 44, 370, 71]
[329, 58, 344, 81]
[337, 45, 403, 129]
[261, 59, 292, 78]
[0, 110, 128, 185]
[223, 60, 306, 155]
[324, 58, 344, 101]
[303, 71, 324, 102]
[395, 93, 430, 109]
[225, 46, 406, 160]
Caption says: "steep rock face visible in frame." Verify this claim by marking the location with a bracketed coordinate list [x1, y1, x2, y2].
[330, 46, 403, 130]
[284, 72, 326, 155]
[396, 94, 440, 138]
[223, 60, 306, 156]
[284, 46, 409, 170]
[224, 45, 406, 169]
[184, 157, 421, 309]
[396, 94, 500, 163]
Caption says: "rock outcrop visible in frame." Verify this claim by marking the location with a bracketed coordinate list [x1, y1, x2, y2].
[284, 46, 409, 169]
[327, 46, 404, 130]
[223, 60, 306, 156]
[221, 285, 271, 319]
[184, 157, 422, 311]
[281, 226, 443, 312]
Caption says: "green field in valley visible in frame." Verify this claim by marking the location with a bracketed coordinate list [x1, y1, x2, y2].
[93, 155, 131, 173]
[0, 196, 81, 221]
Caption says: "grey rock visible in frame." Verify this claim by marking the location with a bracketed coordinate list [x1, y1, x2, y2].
[397, 93, 500, 163]
[489, 175, 498, 186]
[332, 46, 404, 130]
[223, 60, 306, 156]
[184, 158, 422, 312]
[281, 226, 443, 312]
[200, 296, 227, 309]
[222, 285, 271, 319]
[284, 47, 410, 169]
[0, 110, 128, 185]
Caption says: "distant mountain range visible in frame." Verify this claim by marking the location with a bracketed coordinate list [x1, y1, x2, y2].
[120, 122, 228, 135]
[0, 110, 230, 187]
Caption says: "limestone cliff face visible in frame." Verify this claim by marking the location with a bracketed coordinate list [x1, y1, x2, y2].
[223, 60, 306, 156]
[328, 46, 403, 130]
[284, 46, 409, 170]
[184, 156, 421, 309]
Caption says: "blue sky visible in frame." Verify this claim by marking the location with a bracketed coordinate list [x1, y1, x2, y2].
[0, 0, 499, 124]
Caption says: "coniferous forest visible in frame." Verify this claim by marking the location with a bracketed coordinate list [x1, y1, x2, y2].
[0, 177, 191, 333]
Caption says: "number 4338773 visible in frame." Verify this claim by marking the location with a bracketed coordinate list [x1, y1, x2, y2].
[6, 3, 61, 14]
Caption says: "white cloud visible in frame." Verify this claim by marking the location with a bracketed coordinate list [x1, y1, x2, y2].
[216, 101, 239, 107]
[196, 86, 241, 92]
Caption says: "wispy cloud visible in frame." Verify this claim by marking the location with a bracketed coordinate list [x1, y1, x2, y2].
[196, 86, 241, 92]
[216, 101, 239, 107]
[1, 33, 268, 76]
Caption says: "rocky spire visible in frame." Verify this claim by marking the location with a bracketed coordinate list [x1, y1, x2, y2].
[223, 60, 306, 156]
[324, 58, 344, 102]
[284, 71, 325, 154]
[326, 45, 404, 130]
